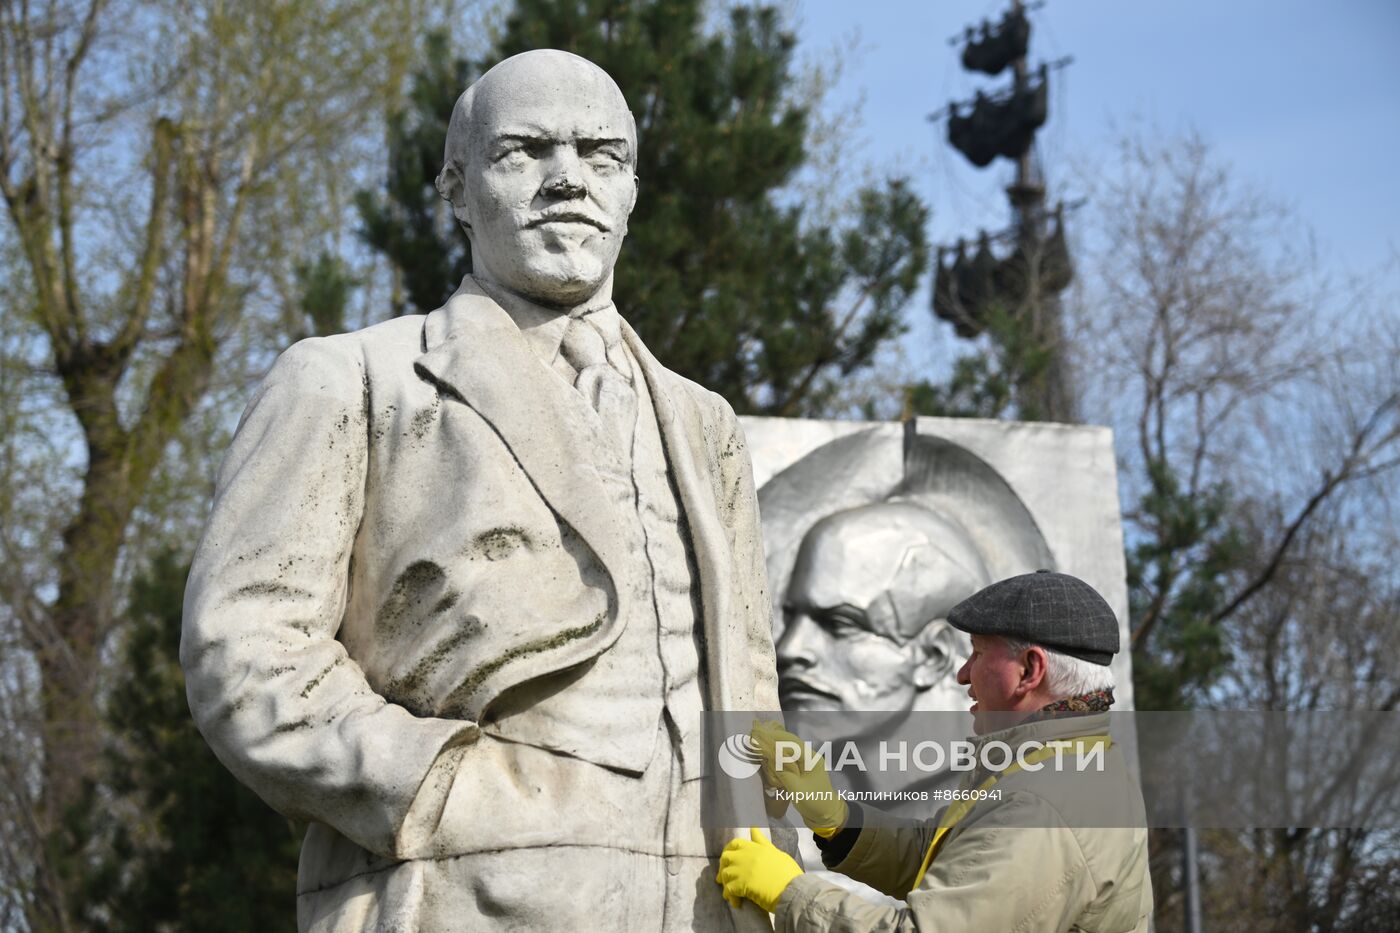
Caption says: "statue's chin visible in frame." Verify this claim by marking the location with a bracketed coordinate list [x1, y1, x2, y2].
[526, 274, 604, 308]
[497, 255, 612, 309]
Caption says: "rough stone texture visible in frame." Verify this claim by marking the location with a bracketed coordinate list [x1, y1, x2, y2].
[182, 49, 780, 932]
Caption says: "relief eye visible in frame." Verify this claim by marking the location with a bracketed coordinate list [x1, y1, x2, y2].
[823, 611, 867, 636]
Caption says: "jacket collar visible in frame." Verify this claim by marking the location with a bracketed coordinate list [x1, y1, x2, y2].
[971, 710, 1113, 753]
[415, 277, 632, 607]
[416, 278, 734, 704]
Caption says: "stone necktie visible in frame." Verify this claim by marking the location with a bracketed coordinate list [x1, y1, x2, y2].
[558, 306, 637, 458]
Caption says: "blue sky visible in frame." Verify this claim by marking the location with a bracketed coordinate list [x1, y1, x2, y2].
[794, 0, 1400, 279]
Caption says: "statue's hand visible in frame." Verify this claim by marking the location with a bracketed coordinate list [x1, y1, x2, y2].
[750, 720, 848, 837]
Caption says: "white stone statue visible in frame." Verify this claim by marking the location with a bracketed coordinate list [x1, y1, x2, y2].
[182, 49, 778, 932]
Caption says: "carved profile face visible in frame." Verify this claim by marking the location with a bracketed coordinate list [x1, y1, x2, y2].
[441, 50, 639, 308]
[776, 501, 990, 722]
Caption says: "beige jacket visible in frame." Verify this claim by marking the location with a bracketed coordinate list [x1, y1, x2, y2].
[776, 714, 1153, 932]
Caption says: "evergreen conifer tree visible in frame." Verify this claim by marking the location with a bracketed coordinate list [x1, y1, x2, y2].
[79, 553, 301, 930]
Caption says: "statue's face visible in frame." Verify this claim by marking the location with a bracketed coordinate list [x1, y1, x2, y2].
[456, 55, 638, 307]
[777, 597, 946, 716]
[776, 503, 987, 719]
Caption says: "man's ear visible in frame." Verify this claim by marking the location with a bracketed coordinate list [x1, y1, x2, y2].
[1016, 644, 1050, 697]
[912, 622, 959, 691]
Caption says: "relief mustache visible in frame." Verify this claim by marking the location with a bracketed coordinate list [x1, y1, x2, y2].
[780, 676, 840, 700]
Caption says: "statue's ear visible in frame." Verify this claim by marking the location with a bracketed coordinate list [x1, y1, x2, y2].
[434, 163, 472, 230]
[912, 622, 960, 691]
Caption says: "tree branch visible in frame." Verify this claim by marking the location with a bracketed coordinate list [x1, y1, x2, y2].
[1208, 393, 1400, 627]
[111, 117, 175, 360]
[53, 0, 110, 333]
[771, 278, 875, 417]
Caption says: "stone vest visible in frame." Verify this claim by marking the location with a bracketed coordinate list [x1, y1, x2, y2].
[484, 344, 707, 779]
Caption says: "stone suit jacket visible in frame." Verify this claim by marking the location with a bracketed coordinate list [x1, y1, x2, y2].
[181, 277, 779, 863]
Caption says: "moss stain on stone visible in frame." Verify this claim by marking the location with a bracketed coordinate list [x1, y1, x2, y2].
[236, 544, 271, 563]
[408, 401, 438, 440]
[229, 581, 312, 601]
[375, 559, 447, 635]
[384, 618, 480, 701]
[472, 527, 530, 561]
[300, 657, 343, 698]
[445, 612, 606, 710]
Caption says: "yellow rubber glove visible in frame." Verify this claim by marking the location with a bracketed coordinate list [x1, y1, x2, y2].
[716, 827, 804, 913]
[751, 720, 848, 837]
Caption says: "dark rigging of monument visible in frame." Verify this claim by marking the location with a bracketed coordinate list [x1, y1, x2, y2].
[932, 0, 1076, 422]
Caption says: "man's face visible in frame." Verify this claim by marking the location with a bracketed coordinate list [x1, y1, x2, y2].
[456, 57, 638, 307]
[956, 634, 1027, 733]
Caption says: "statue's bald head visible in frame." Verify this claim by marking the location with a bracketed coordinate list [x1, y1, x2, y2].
[438, 49, 637, 197]
[433, 50, 640, 308]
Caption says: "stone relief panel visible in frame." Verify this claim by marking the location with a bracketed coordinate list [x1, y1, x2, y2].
[740, 415, 1134, 718]
[739, 415, 1135, 890]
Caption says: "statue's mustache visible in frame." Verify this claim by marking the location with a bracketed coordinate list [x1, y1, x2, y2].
[525, 209, 611, 232]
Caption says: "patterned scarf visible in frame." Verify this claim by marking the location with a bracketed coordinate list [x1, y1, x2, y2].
[969, 688, 1116, 783]
[1038, 686, 1115, 714]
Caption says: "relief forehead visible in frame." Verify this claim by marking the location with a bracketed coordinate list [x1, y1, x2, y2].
[791, 500, 987, 610]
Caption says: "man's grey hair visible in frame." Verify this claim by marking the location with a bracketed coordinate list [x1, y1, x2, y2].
[1002, 637, 1115, 698]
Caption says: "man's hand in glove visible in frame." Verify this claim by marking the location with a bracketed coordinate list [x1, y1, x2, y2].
[717, 827, 804, 913]
[751, 719, 848, 837]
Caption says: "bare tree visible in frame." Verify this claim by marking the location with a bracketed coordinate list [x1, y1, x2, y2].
[0, 1, 437, 926]
[1077, 129, 1400, 928]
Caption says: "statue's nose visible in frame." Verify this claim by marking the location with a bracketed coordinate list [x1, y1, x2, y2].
[542, 151, 586, 198]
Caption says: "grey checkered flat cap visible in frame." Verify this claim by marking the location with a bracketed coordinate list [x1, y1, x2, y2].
[947, 570, 1120, 665]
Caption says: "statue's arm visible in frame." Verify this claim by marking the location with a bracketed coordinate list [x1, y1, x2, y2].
[181, 337, 477, 859]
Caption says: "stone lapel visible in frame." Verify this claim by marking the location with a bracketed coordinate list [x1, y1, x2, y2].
[413, 281, 635, 661]
[620, 319, 738, 712]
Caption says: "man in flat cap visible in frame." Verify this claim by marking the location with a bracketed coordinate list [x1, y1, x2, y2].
[718, 570, 1153, 931]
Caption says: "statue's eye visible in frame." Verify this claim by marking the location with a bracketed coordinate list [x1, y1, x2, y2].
[582, 144, 626, 169]
[495, 142, 543, 166]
